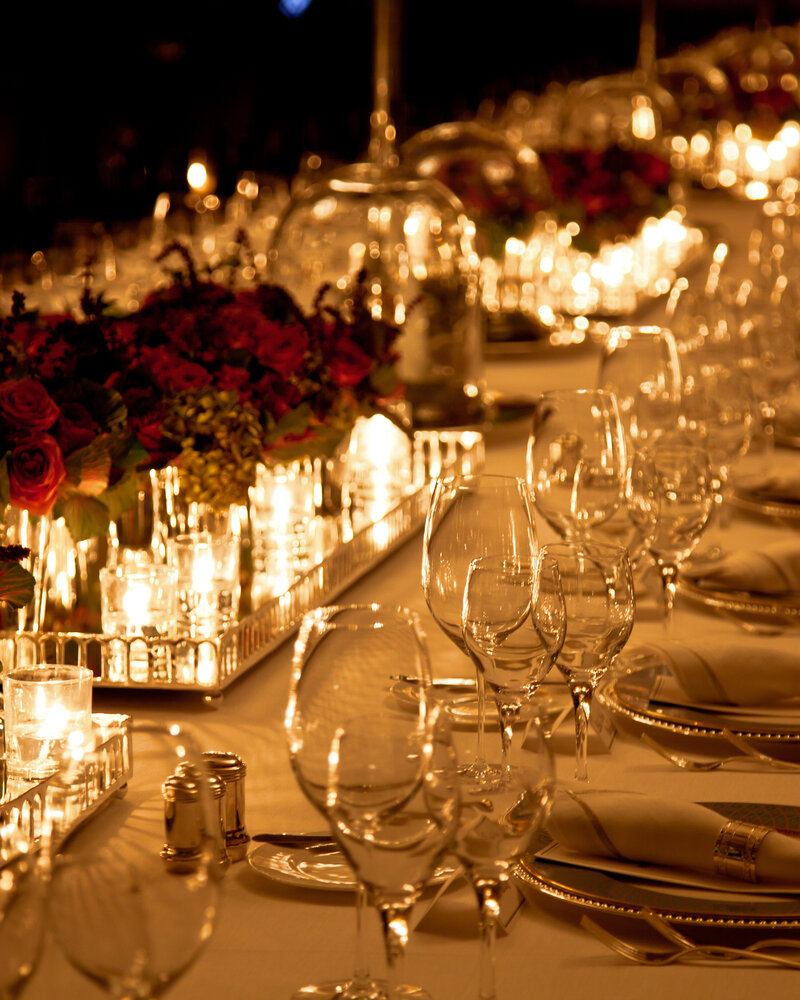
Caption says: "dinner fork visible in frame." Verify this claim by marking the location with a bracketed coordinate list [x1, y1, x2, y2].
[640, 730, 800, 771]
[580, 911, 800, 968]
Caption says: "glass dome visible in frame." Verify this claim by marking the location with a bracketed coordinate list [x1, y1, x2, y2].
[266, 160, 485, 430]
[400, 120, 552, 261]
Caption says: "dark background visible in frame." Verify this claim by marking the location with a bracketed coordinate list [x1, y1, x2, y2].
[3, 0, 800, 254]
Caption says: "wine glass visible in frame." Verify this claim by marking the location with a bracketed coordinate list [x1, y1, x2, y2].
[0, 824, 48, 998]
[452, 721, 554, 1000]
[597, 325, 682, 449]
[327, 707, 460, 1000]
[285, 604, 434, 1000]
[421, 474, 538, 774]
[47, 720, 225, 1000]
[461, 551, 565, 769]
[540, 541, 635, 782]
[627, 438, 715, 631]
[526, 388, 627, 542]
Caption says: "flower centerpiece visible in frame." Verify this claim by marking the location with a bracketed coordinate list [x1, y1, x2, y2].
[102, 244, 404, 511]
[0, 292, 143, 542]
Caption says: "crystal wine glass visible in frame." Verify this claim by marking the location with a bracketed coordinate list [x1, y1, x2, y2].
[461, 551, 565, 769]
[627, 438, 715, 631]
[540, 541, 635, 782]
[0, 824, 48, 998]
[421, 474, 538, 774]
[452, 721, 554, 1000]
[526, 388, 627, 542]
[47, 720, 225, 1000]
[597, 325, 682, 449]
[327, 707, 460, 1000]
[285, 604, 434, 1000]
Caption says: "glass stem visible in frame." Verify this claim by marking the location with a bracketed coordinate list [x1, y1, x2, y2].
[472, 877, 503, 1000]
[475, 668, 488, 767]
[496, 696, 523, 772]
[378, 902, 413, 1000]
[351, 881, 374, 993]
[658, 562, 678, 634]
[569, 682, 593, 782]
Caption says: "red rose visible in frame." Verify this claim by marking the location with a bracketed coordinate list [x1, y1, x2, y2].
[327, 336, 373, 388]
[247, 317, 308, 379]
[142, 346, 211, 393]
[216, 364, 253, 402]
[0, 378, 60, 432]
[8, 433, 67, 516]
[54, 401, 99, 456]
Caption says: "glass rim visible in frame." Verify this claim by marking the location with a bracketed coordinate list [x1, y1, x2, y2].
[4, 664, 93, 684]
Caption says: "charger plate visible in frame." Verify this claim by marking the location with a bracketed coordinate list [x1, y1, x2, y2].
[678, 577, 800, 622]
[517, 802, 800, 927]
[730, 488, 800, 523]
[596, 660, 800, 745]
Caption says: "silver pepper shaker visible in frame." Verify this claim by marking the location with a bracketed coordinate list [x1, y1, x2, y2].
[161, 763, 230, 872]
[202, 750, 249, 861]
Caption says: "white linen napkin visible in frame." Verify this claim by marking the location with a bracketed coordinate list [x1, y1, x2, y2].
[631, 638, 800, 706]
[684, 541, 800, 595]
[544, 789, 800, 884]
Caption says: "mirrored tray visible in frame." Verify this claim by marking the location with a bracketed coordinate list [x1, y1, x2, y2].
[596, 660, 800, 745]
[0, 713, 132, 849]
[517, 802, 800, 927]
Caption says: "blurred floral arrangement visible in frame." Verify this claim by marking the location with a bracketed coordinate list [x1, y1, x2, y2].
[539, 147, 672, 254]
[0, 298, 142, 543]
[0, 244, 404, 534]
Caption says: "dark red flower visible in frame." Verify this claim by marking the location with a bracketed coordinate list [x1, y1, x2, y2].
[0, 378, 60, 432]
[326, 334, 373, 388]
[54, 401, 100, 455]
[8, 433, 67, 516]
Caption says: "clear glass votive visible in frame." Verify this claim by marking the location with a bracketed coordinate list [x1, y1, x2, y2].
[99, 561, 178, 683]
[3, 665, 93, 780]
[167, 531, 240, 638]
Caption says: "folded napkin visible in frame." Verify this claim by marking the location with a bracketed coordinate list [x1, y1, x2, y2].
[684, 541, 800, 595]
[734, 471, 800, 505]
[545, 789, 800, 884]
[633, 638, 800, 706]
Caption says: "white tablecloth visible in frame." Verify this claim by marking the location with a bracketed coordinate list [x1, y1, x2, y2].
[24, 194, 800, 1000]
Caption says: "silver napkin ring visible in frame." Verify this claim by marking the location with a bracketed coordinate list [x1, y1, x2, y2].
[713, 820, 772, 882]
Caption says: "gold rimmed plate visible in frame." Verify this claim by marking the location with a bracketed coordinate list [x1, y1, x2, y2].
[596, 659, 800, 745]
[517, 802, 800, 927]
[678, 577, 800, 623]
[730, 488, 800, 523]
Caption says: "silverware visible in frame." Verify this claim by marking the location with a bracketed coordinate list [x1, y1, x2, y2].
[251, 832, 338, 852]
[641, 730, 800, 772]
[391, 675, 476, 689]
[580, 908, 800, 968]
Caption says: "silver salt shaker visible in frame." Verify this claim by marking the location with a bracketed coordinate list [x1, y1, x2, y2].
[161, 762, 230, 871]
[202, 750, 249, 861]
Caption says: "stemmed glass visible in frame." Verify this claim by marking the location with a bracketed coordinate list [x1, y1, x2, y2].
[421, 474, 538, 774]
[627, 439, 715, 631]
[526, 388, 627, 542]
[0, 824, 48, 998]
[597, 325, 683, 449]
[326, 707, 460, 1000]
[47, 720, 225, 1000]
[461, 551, 565, 769]
[452, 721, 554, 1000]
[540, 541, 635, 782]
[285, 604, 434, 1000]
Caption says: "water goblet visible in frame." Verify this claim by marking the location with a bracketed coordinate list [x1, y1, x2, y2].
[626, 439, 715, 631]
[526, 388, 627, 542]
[452, 722, 554, 1000]
[47, 720, 225, 1000]
[0, 825, 48, 999]
[540, 541, 634, 782]
[462, 552, 565, 769]
[421, 474, 537, 775]
[327, 708, 460, 1000]
[285, 604, 434, 1000]
[597, 325, 682, 449]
